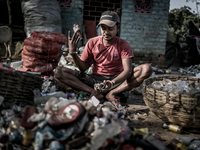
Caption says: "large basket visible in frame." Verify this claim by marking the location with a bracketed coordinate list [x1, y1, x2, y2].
[143, 75, 200, 128]
[0, 68, 43, 103]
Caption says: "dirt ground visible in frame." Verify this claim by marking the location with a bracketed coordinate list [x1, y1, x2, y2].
[126, 68, 200, 145]
[1, 44, 200, 146]
[126, 93, 200, 145]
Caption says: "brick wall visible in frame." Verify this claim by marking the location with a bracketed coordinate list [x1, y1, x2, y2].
[60, 0, 122, 46]
[83, 0, 122, 26]
[120, 0, 170, 66]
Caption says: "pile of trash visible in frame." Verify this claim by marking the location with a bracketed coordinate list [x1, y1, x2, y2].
[1, 66, 200, 150]
[178, 64, 200, 77]
[0, 88, 155, 150]
[151, 66, 172, 75]
[1, 37, 200, 149]
[1, 87, 200, 150]
[151, 78, 200, 94]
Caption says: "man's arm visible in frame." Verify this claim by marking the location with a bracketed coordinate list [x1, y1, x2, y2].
[111, 58, 132, 85]
[97, 58, 132, 93]
[68, 30, 89, 72]
[70, 53, 89, 72]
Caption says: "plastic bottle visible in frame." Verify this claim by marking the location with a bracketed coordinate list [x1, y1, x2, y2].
[9, 131, 23, 144]
[143, 134, 168, 150]
[49, 140, 65, 150]
[78, 92, 89, 101]
[169, 139, 188, 150]
[188, 139, 200, 150]
[34, 91, 76, 105]
[177, 137, 199, 146]
[51, 99, 76, 112]
[163, 123, 182, 133]
[165, 69, 171, 74]
[22, 130, 32, 146]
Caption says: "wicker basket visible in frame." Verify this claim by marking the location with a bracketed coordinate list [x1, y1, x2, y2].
[143, 75, 200, 128]
[0, 68, 43, 103]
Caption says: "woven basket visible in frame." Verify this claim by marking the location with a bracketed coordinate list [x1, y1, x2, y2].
[143, 75, 200, 128]
[0, 68, 43, 103]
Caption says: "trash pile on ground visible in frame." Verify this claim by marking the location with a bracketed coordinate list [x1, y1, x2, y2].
[1, 31, 200, 149]
[1, 64, 200, 150]
[151, 66, 172, 75]
[178, 65, 200, 77]
[151, 64, 200, 77]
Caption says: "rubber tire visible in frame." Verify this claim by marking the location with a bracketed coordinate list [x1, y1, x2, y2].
[164, 46, 178, 69]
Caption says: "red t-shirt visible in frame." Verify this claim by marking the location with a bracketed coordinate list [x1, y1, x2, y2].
[80, 36, 134, 75]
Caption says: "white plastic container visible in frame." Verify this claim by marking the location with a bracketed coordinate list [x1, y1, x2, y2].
[10, 60, 23, 70]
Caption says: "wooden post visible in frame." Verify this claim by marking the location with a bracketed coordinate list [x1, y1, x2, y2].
[6, 0, 12, 26]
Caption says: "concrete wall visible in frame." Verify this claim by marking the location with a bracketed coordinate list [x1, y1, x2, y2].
[61, 0, 84, 47]
[120, 0, 169, 59]
[60, 0, 169, 67]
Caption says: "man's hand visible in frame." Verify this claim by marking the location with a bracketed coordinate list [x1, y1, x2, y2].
[68, 30, 81, 53]
[94, 80, 113, 93]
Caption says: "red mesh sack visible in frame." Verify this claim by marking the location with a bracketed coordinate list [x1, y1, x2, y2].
[22, 47, 62, 61]
[31, 31, 67, 45]
[24, 37, 61, 51]
[24, 44, 60, 55]
[22, 56, 47, 68]
[22, 55, 60, 67]
[19, 63, 53, 73]
[34, 64, 54, 72]
[21, 31, 67, 74]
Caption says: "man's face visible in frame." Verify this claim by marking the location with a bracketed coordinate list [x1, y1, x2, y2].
[100, 24, 119, 41]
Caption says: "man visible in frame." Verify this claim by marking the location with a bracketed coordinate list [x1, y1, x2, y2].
[54, 11, 152, 106]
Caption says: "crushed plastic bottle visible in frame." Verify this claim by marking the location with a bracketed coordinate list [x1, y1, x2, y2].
[189, 139, 200, 150]
[34, 91, 77, 105]
[49, 140, 65, 150]
[177, 137, 199, 146]
[143, 133, 168, 150]
[151, 81, 163, 90]
[152, 79, 200, 94]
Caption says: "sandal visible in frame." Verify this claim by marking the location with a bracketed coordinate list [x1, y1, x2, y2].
[108, 98, 120, 104]
[108, 98, 124, 111]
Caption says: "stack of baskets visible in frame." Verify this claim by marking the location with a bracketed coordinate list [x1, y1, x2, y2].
[0, 65, 43, 103]
[143, 75, 200, 128]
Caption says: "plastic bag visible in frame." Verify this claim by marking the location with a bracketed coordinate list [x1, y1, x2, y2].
[21, 0, 62, 37]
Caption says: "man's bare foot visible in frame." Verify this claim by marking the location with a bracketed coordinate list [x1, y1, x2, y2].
[90, 89, 104, 100]
[106, 92, 118, 106]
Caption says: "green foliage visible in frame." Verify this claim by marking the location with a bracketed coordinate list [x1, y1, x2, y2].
[168, 6, 199, 41]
